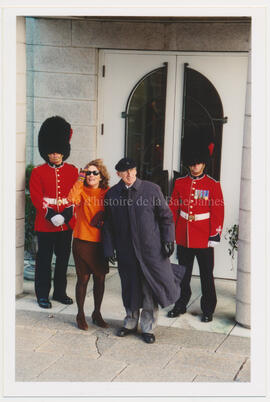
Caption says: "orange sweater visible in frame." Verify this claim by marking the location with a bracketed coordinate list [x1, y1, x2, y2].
[68, 181, 108, 242]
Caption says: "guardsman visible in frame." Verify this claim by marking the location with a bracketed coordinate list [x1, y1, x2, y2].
[168, 125, 224, 322]
[30, 116, 78, 309]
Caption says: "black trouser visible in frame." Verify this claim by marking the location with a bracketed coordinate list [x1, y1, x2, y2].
[35, 231, 72, 300]
[175, 245, 217, 315]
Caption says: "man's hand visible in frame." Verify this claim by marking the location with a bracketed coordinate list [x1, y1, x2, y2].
[106, 253, 117, 265]
[51, 214, 65, 227]
[208, 234, 221, 247]
[162, 241, 175, 257]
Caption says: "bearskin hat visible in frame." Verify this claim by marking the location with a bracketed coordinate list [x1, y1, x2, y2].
[38, 116, 73, 162]
[182, 122, 214, 167]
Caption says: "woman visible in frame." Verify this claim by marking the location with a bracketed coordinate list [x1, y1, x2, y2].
[68, 159, 110, 330]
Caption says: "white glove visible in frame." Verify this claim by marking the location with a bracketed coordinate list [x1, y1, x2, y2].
[208, 241, 219, 247]
[51, 214, 65, 227]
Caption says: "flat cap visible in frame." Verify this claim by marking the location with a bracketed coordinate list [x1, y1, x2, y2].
[115, 157, 137, 172]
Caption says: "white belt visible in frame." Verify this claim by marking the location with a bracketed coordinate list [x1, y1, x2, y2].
[180, 210, 210, 222]
[44, 197, 69, 206]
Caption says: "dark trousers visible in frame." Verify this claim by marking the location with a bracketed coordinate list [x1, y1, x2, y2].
[175, 245, 217, 315]
[35, 230, 72, 300]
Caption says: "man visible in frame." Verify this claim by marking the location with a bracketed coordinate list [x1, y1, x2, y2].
[102, 158, 184, 343]
[30, 116, 78, 309]
[168, 126, 224, 322]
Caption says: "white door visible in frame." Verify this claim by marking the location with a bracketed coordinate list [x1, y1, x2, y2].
[97, 50, 248, 279]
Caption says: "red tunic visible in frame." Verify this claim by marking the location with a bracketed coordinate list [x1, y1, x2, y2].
[30, 163, 78, 232]
[169, 174, 224, 248]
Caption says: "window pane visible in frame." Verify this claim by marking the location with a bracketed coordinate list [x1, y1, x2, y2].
[125, 66, 167, 190]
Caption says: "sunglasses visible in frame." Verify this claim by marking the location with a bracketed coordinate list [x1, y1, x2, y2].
[85, 170, 100, 176]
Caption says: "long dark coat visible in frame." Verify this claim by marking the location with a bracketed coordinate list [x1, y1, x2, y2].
[102, 178, 184, 311]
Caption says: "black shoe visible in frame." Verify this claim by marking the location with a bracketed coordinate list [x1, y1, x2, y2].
[38, 298, 52, 309]
[201, 314, 213, 322]
[142, 333, 155, 344]
[167, 307, 186, 318]
[117, 327, 137, 337]
[52, 295, 73, 305]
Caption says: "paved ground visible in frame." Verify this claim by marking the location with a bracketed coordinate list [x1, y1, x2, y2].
[16, 267, 250, 382]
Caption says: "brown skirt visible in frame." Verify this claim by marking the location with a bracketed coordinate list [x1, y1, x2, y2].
[72, 238, 109, 277]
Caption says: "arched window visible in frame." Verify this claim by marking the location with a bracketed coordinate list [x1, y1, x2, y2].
[124, 64, 168, 194]
[180, 63, 227, 180]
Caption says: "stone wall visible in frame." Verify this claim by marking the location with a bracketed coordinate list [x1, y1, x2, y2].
[26, 18, 97, 168]
[16, 17, 27, 295]
[25, 17, 250, 169]
[236, 49, 251, 328]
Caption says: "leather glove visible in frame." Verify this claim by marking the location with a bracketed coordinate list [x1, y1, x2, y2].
[61, 206, 73, 224]
[51, 214, 65, 227]
[45, 207, 57, 221]
[162, 241, 175, 257]
[208, 234, 221, 247]
[106, 253, 117, 265]
[90, 210, 104, 229]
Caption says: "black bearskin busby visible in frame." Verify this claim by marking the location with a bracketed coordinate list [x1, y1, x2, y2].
[182, 122, 214, 168]
[38, 116, 72, 162]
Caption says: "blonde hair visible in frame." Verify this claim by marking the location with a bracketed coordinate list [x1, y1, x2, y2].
[84, 159, 110, 189]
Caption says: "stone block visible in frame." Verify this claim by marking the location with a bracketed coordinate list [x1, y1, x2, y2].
[29, 45, 97, 74]
[230, 323, 250, 337]
[17, 16, 26, 43]
[16, 133, 26, 162]
[216, 334, 250, 357]
[16, 104, 26, 134]
[101, 337, 180, 368]
[16, 161, 25, 190]
[165, 22, 250, 51]
[16, 309, 46, 327]
[237, 239, 251, 273]
[34, 98, 96, 126]
[33, 149, 44, 166]
[245, 82, 251, 116]
[114, 363, 197, 382]
[16, 349, 62, 381]
[16, 246, 24, 276]
[167, 348, 245, 379]
[16, 43, 26, 74]
[16, 273, 23, 296]
[194, 375, 232, 382]
[72, 20, 165, 50]
[236, 300, 250, 328]
[36, 331, 99, 357]
[16, 218, 25, 248]
[247, 54, 251, 84]
[70, 125, 96, 151]
[243, 115, 251, 148]
[239, 178, 251, 211]
[26, 17, 71, 46]
[16, 189, 25, 219]
[26, 121, 34, 147]
[236, 270, 250, 305]
[16, 325, 57, 352]
[238, 209, 251, 243]
[235, 358, 250, 382]
[33, 72, 97, 100]
[26, 95, 34, 123]
[240, 146, 251, 180]
[16, 73, 26, 104]
[68, 149, 97, 170]
[154, 326, 227, 352]
[32, 312, 95, 335]
[35, 355, 126, 382]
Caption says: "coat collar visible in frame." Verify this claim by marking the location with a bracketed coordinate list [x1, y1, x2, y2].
[116, 178, 142, 192]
